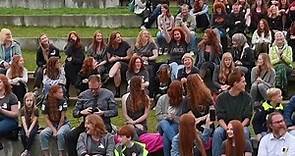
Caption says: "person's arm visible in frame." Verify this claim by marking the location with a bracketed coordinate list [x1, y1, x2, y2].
[72, 48, 85, 65]
[21, 115, 29, 134]
[163, 26, 171, 43]
[182, 23, 192, 43]
[250, 67, 257, 84]
[242, 96, 253, 127]
[76, 133, 88, 156]
[284, 96, 295, 127]
[216, 94, 227, 129]
[251, 31, 260, 45]
[252, 108, 267, 134]
[197, 4, 208, 15]
[58, 68, 67, 85]
[212, 66, 222, 90]
[57, 111, 66, 130]
[264, 31, 272, 43]
[157, 15, 163, 31]
[45, 114, 57, 135]
[269, 47, 281, 65]
[100, 93, 118, 118]
[13, 42, 22, 55]
[105, 134, 115, 156]
[0, 104, 18, 118]
[245, 152, 252, 156]
[167, 16, 174, 31]
[36, 48, 45, 67]
[154, 95, 168, 121]
[122, 93, 134, 122]
[28, 115, 38, 134]
[281, 46, 293, 65]
[260, 69, 276, 87]
[147, 47, 158, 61]
[18, 68, 28, 83]
[134, 100, 150, 124]
[257, 136, 268, 156]
[73, 93, 92, 118]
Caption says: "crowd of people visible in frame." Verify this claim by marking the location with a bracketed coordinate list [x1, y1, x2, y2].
[1, 0, 295, 155]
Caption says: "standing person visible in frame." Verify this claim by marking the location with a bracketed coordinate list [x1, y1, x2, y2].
[0, 28, 22, 74]
[76, 114, 115, 156]
[220, 120, 253, 156]
[122, 76, 150, 136]
[174, 4, 197, 52]
[156, 4, 174, 50]
[86, 31, 108, 76]
[155, 80, 187, 156]
[34, 33, 60, 90]
[64, 31, 85, 97]
[269, 31, 293, 98]
[40, 85, 71, 156]
[6, 55, 28, 104]
[133, 30, 158, 96]
[20, 92, 39, 156]
[258, 112, 295, 155]
[250, 53, 275, 102]
[212, 68, 253, 156]
[106, 32, 132, 97]
[65, 74, 117, 156]
[0, 74, 19, 150]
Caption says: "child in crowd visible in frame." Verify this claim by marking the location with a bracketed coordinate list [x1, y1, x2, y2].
[115, 125, 148, 156]
[20, 92, 39, 156]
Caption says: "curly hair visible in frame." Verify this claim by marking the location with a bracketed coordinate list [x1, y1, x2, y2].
[179, 114, 206, 156]
[129, 76, 149, 113]
[213, 2, 226, 13]
[67, 31, 82, 49]
[167, 80, 183, 107]
[135, 30, 155, 49]
[170, 27, 187, 44]
[9, 55, 24, 79]
[45, 57, 60, 80]
[86, 114, 107, 137]
[219, 52, 235, 84]
[90, 31, 106, 54]
[198, 28, 221, 55]
[80, 57, 95, 77]
[186, 74, 212, 112]
[0, 74, 12, 95]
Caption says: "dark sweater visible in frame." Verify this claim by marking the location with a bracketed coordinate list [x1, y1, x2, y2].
[216, 91, 252, 124]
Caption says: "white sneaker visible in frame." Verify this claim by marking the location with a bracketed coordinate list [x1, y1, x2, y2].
[144, 18, 149, 23]
[20, 150, 28, 156]
[140, 25, 146, 30]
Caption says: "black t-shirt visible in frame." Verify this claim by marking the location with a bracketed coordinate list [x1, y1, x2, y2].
[134, 42, 157, 58]
[0, 93, 18, 111]
[220, 139, 253, 156]
[106, 41, 131, 58]
[123, 142, 143, 156]
[20, 107, 39, 127]
[177, 66, 199, 80]
[168, 41, 188, 64]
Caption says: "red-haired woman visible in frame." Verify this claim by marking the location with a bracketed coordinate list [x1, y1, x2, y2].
[211, 2, 227, 50]
[171, 113, 211, 156]
[106, 31, 131, 97]
[163, 26, 191, 80]
[122, 76, 150, 136]
[76, 114, 115, 156]
[214, 0, 231, 14]
[0, 74, 19, 150]
[6, 55, 28, 103]
[126, 56, 149, 89]
[251, 19, 272, 58]
[196, 28, 222, 79]
[186, 74, 213, 129]
[42, 57, 66, 95]
[40, 85, 71, 156]
[64, 31, 85, 97]
[212, 52, 235, 93]
[75, 57, 100, 93]
[86, 31, 107, 76]
[155, 80, 187, 156]
[220, 120, 253, 156]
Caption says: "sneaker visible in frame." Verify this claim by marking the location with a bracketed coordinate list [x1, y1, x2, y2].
[21, 150, 28, 156]
[144, 18, 149, 23]
[140, 25, 146, 30]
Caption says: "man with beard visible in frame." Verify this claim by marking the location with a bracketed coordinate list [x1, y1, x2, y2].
[258, 112, 295, 155]
[34, 33, 60, 89]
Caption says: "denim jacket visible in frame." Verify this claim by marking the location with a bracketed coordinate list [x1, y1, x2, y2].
[284, 96, 295, 127]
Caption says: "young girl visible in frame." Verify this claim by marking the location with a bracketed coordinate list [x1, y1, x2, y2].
[20, 92, 39, 156]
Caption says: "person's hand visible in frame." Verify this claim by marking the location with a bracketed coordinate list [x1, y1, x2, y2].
[142, 56, 148, 61]
[67, 57, 72, 62]
[52, 129, 58, 137]
[235, 60, 242, 65]
[126, 119, 136, 125]
[26, 131, 30, 138]
[3, 62, 9, 68]
[82, 78, 88, 84]
[221, 85, 229, 91]
[195, 115, 207, 125]
[235, 21, 241, 25]
[256, 77, 262, 83]
[94, 108, 104, 116]
[288, 125, 295, 131]
[80, 107, 93, 115]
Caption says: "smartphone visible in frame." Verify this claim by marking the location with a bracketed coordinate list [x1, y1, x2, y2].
[209, 109, 216, 121]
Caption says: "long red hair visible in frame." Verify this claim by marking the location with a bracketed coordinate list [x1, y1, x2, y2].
[167, 80, 183, 107]
[257, 19, 270, 37]
[128, 56, 145, 73]
[198, 28, 221, 55]
[9, 55, 24, 79]
[90, 31, 105, 53]
[170, 27, 186, 44]
[80, 57, 95, 76]
[179, 114, 206, 156]
[67, 31, 82, 49]
[186, 74, 212, 112]
[129, 76, 149, 113]
[45, 57, 60, 80]
[225, 120, 246, 156]
[108, 31, 121, 49]
[86, 114, 107, 137]
[0, 74, 12, 95]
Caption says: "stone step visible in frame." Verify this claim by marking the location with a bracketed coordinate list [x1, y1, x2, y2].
[0, 0, 121, 9]
[0, 14, 144, 28]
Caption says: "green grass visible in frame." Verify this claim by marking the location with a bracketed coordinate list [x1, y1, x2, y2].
[4, 25, 159, 37]
[0, 7, 179, 16]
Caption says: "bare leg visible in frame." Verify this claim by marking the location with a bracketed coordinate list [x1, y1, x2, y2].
[109, 62, 121, 78]
[59, 150, 66, 156]
[42, 150, 50, 156]
[114, 69, 121, 88]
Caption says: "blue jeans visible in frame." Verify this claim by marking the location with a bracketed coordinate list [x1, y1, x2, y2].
[169, 62, 184, 81]
[156, 31, 167, 49]
[212, 126, 250, 156]
[158, 119, 179, 156]
[187, 31, 197, 52]
[0, 116, 18, 137]
[40, 122, 71, 151]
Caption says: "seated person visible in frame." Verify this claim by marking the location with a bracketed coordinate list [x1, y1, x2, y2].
[34, 33, 60, 89]
[115, 125, 148, 156]
[227, 3, 246, 37]
[177, 53, 199, 85]
[252, 88, 284, 142]
[220, 120, 253, 156]
[0, 28, 22, 74]
[40, 85, 71, 156]
[77, 114, 115, 156]
[122, 76, 150, 136]
[190, 0, 210, 30]
[250, 53, 275, 102]
[154, 64, 171, 101]
[284, 96, 295, 135]
[6, 55, 28, 104]
[126, 56, 149, 90]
